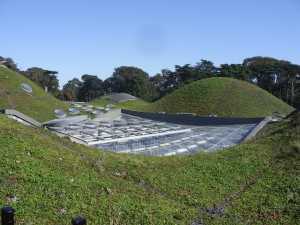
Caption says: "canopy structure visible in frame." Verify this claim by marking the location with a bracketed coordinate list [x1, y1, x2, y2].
[108, 93, 139, 103]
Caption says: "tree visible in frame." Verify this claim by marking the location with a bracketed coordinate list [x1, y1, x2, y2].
[172, 60, 218, 87]
[243, 56, 278, 92]
[174, 64, 195, 84]
[45, 70, 60, 93]
[161, 68, 178, 94]
[243, 56, 300, 106]
[62, 78, 82, 101]
[23, 67, 59, 93]
[194, 59, 217, 79]
[103, 76, 118, 94]
[106, 66, 153, 101]
[159, 60, 218, 95]
[219, 64, 252, 81]
[274, 61, 300, 106]
[0, 56, 19, 72]
[78, 74, 103, 102]
[149, 73, 167, 100]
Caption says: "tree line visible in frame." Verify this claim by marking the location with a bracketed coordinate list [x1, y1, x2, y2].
[1, 55, 300, 107]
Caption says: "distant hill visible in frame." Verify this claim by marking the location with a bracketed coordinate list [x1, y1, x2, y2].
[89, 97, 150, 111]
[146, 77, 294, 117]
[0, 67, 69, 122]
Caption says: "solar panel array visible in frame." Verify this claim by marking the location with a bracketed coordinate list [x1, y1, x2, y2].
[48, 114, 256, 156]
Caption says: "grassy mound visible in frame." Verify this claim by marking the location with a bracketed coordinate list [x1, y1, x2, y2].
[0, 109, 299, 224]
[1, 68, 299, 223]
[0, 67, 70, 122]
[146, 77, 294, 117]
[0, 67, 150, 122]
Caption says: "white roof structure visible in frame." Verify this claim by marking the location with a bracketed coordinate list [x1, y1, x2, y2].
[108, 93, 139, 103]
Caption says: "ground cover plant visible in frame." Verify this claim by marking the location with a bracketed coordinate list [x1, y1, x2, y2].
[1, 67, 293, 123]
[0, 67, 70, 122]
[0, 115, 198, 224]
[0, 109, 299, 224]
[0, 67, 151, 123]
[146, 77, 294, 118]
[1, 67, 299, 224]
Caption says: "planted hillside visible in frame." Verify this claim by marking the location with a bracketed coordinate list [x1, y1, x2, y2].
[0, 114, 198, 224]
[0, 106, 300, 223]
[0, 67, 69, 122]
[146, 77, 294, 117]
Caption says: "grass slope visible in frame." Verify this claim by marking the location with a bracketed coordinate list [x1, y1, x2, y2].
[146, 77, 294, 117]
[0, 115, 197, 224]
[0, 67, 150, 122]
[0, 111, 299, 224]
[0, 67, 71, 122]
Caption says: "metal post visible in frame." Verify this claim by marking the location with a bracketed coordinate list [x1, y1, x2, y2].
[71, 217, 86, 225]
[1, 206, 15, 225]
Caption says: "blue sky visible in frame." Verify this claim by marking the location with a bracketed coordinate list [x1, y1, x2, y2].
[0, 0, 299, 88]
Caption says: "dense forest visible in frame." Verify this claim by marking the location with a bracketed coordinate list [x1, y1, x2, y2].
[1, 55, 300, 107]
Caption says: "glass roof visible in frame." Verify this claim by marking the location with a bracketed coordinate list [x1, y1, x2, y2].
[48, 114, 256, 156]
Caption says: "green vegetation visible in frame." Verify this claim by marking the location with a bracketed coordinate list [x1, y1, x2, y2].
[22, 67, 60, 96]
[146, 77, 294, 117]
[0, 108, 300, 223]
[0, 67, 149, 122]
[0, 67, 69, 122]
[1, 65, 299, 224]
[2, 66, 293, 122]
[0, 115, 198, 224]
[3, 55, 300, 108]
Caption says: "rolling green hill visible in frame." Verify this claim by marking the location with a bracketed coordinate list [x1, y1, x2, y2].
[0, 68, 299, 223]
[0, 107, 299, 224]
[0, 67, 151, 122]
[146, 77, 294, 117]
[2, 67, 292, 121]
[0, 67, 70, 122]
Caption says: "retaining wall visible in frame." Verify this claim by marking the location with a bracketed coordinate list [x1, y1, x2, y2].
[121, 109, 266, 126]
